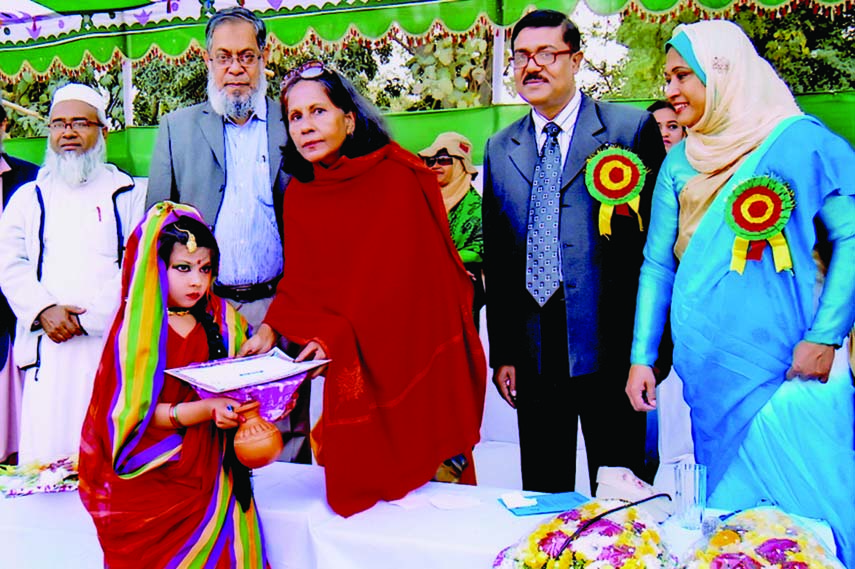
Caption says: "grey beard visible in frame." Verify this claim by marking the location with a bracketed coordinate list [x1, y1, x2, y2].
[207, 72, 267, 121]
[43, 133, 106, 186]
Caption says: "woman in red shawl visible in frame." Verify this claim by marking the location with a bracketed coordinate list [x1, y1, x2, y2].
[240, 62, 487, 517]
[78, 202, 268, 568]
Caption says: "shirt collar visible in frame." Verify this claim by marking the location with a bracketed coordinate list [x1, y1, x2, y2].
[530, 89, 582, 135]
[0, 155, 9, 176]
[225, 96, 267, 126]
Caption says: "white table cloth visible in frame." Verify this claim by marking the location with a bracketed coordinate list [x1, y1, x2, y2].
[0, 462, 836, 569]
[0, 462, 547, 569]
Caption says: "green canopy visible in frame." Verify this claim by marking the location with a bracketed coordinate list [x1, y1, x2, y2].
[1, 0, 847, 78]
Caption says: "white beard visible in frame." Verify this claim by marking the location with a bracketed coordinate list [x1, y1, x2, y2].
[43, 132, 106, 187]
[208, 71, 268, 121]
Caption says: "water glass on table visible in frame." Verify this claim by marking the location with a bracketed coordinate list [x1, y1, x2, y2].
[673, 463, 707, 530]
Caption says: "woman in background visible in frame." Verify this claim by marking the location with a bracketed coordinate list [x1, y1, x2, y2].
[242, 62, 486, 517]
[646, 100, 685, 153]
[418, 132, 485, 329]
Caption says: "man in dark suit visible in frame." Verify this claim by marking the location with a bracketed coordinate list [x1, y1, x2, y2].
[147, 7, 308, 464]
[0, 102, 39, 378]
[0, 105, 39, 208]
[0, 103, 40, 463]
[482, 10, 667, 493]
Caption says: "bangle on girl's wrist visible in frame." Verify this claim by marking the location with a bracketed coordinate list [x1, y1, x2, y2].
[169, 403, 184, 429]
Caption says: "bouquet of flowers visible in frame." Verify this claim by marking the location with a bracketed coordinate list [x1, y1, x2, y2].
[683, 507, 843, 569]
[0, 455, 78, 497]
[493, 498, 677, 569]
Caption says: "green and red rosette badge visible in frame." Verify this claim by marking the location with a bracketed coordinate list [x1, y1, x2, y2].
[725, 175, 795, 274]
[585, 147, 647, 237]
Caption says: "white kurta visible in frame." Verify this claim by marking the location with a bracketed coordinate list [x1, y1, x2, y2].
[3, 167, 140, 464]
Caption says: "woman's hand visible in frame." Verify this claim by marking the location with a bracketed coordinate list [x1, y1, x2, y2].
[626, 364, 657, 411]
[238, 323, 279, 357]
[209, 398, 243, 429]
[786, 340, 834, 383]
[296, 340, 328, 379]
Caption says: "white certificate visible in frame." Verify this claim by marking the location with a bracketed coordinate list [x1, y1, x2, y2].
[166, 348, 328, 393]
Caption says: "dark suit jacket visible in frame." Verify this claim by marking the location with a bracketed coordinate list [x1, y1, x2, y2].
[482, 94, 666, 378]
[146, 99, 288, 233]
[1, 153, 39, 364]
[1, 154, 39, 208]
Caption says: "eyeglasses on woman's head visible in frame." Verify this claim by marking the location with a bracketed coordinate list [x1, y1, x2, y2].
[281, 60, 333, 89]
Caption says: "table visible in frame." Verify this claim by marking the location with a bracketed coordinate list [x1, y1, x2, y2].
[0, 462, 549, 569]
[0, 462, 837, 569]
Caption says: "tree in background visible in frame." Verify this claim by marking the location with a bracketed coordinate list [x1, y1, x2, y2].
[266, 40, 394, 110]
[732, 7, 854, 93]
[405, 33, 492, 110]
[131, 40, 397, 127]
[132, 55, 207, 126]
[0, 65, 123, 138]
[595, 6, 854, 99]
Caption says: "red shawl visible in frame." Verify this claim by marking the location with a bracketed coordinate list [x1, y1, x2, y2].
[265, 142, 487, 517]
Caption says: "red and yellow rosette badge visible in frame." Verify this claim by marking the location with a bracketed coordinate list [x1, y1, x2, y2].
[725, 175, 795, 274]
[585, 147, 647, 237]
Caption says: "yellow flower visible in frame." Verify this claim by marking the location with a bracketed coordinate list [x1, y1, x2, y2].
[636, 541, 656, 557]
[709, 529, 741, 547]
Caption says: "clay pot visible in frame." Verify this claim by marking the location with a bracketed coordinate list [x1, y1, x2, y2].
[233, 400, 283, 469]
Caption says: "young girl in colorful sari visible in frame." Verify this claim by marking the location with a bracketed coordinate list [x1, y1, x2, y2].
[78, 202, 268, 568]
[625, 21, 855, 566]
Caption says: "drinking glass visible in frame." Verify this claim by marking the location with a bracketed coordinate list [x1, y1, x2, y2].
[673, 463, 707, 530]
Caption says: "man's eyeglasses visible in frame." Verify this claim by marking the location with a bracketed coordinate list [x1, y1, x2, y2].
[282, 60, 331, 87]
[212, 51, 259, 68]
[48, 119, 102, 133]
[423, 155, 455, 167]
[512, 50, 574, 69]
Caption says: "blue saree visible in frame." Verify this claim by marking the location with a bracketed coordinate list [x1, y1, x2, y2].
[631, 115, 855, 565]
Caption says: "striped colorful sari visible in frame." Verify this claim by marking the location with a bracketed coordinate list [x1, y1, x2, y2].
[78, 202, 267, 568]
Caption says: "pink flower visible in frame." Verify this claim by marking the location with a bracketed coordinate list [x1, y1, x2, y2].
[558, 509, 582, 523]
[755, 538, 800, 564]
[538, 530, 570, 557]
[780, 563, 808, 569]
[579, 518, 623, 537]
[492, 546, 512, 568]
[710, 553, 762, 569]
[597, 544, 635, 566]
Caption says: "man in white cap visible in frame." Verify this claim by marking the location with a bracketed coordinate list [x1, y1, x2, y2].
[0, 83, 145, 464]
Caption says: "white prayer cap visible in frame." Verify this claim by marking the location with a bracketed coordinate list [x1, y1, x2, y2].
[50, 83, 108, 126]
